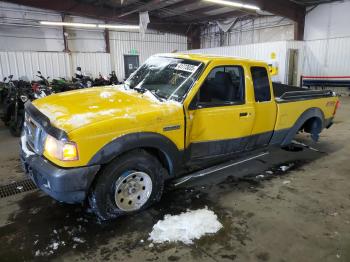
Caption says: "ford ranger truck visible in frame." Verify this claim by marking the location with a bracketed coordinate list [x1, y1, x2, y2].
[20, 54, 339, 220]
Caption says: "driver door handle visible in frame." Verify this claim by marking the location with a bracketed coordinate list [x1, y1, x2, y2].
[239, 112, 248, 117]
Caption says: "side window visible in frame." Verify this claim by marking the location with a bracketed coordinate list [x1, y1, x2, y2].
[197, 66, 245, 106]
[251, 67, 271, 102]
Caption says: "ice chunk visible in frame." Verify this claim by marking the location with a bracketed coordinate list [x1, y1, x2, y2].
[280, 165, 289, 172]
[51, 242, 59, 250]
[148, 208, 223, 245]
[73, 237, 86, 244]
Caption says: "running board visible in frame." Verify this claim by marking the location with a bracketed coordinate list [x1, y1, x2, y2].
[171, 151, 269, 187]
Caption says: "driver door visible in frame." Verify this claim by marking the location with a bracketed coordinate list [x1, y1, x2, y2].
[186, 65, 255, 160]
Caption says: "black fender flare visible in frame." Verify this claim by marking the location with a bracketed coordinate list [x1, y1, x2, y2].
[87, 132, 183, 177]
[281, 107, 325, 146]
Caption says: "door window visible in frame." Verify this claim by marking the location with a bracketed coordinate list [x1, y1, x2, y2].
[251, 67, 271, 102]
[197, 66, 245, 106]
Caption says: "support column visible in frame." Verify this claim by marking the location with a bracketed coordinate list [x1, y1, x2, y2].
[294, 12, 305, 41]
[62, 14, 70, 53]
[104, 28, 110, 53]
[187, 25, 201, 50]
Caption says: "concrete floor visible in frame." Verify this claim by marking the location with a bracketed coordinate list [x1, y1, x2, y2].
[0, 97, 349, 262]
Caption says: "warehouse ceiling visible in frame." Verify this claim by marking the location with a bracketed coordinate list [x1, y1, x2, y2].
[291, 0, 341, 5]
[3, 0, 306, 25]
[4, 0, 334, 42]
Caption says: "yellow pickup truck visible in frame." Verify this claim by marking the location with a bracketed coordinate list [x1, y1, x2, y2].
[20, 54, 339, 220]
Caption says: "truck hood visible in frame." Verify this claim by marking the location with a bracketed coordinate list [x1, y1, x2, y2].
[32, 86, 182, 133]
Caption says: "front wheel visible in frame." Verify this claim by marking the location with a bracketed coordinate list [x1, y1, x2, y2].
[9, 109, 24, 137]
[88, 149, 166, 221]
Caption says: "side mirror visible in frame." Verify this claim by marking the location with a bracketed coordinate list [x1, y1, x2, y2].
[188, 94, 199, 110]
[9, 75, 13, 79]
[37, 71, 41, 74]
[3, 77, 6, 81]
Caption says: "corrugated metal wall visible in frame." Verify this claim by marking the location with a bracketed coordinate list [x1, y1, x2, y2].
[183, 41, 290, 83]
[184, 37, 350, 84]
[302, 37, 350, 76]
[110, 31, 187, 80]
[0, 29, 187, 81]
[0, 1, 187, 81]
[200, 16, 294, 49]
[0, 51, 70, 81]
[71, 53, 111, 78]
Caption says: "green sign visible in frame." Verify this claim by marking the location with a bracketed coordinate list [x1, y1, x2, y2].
[130, 49, 138, 55]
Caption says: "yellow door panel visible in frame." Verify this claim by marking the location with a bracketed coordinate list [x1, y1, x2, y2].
[249, 66, 277, 139]
[252, 101, 277, 134]
[188, 105, 255, 143]
[185, 62, 256, 158]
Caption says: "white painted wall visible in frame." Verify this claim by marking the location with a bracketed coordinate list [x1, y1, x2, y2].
[301, 0, 350, 78]
[0, 1, 187, 81]
[304, 0, 350, 40]
[0, 2, 64, 51]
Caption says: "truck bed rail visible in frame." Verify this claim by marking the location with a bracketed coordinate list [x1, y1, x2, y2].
[277, 90, 333, 100]
[273, 83, 334, 103]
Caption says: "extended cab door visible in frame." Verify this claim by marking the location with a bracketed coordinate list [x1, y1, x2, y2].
[186, 63, 255, 160]
[248, 66, 277, 149]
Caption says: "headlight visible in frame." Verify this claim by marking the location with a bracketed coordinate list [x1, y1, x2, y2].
[20, 95, 28, 103]
[44, 135, 79, 161]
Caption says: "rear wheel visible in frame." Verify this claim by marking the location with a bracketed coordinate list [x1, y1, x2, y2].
[88, 149, 166, 221]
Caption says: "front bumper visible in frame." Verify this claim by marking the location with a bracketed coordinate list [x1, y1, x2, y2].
[20, 146, 100, 204]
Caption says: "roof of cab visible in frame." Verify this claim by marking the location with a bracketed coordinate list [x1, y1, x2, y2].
[156, 53, 266, 65]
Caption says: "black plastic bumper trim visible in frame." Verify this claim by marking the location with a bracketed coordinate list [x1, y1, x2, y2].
[20, 150, 100, 204]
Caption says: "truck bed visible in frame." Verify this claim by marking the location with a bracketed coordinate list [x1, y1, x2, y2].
[272, 82, 333, 102]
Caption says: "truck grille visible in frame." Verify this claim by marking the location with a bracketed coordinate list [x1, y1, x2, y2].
[24, 112, 46, 155]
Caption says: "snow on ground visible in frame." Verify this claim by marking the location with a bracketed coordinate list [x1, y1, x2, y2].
[148, 208, 223, 245]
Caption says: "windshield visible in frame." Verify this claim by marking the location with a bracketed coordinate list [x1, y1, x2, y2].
[125, 56, 203, 101]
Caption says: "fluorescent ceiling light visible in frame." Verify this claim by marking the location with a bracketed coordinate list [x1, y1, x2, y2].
[40, 21, 97, 28]
[98, 24, 140, 30]
[204, 0, 260, 10]
[40, 21, 140, 30]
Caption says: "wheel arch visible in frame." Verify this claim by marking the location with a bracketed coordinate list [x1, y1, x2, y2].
[87, 132, 183, 177]
[281, 107, 325, 146]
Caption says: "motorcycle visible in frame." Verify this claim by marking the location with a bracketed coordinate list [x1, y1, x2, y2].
[109, 71, 121, 85]
[51, 77, 73, 92]
[31, 71, 53, 98]
[2, 78, 33, 136]
[72, 67, 93, 88]
[0, 76, 10, 106]
[94, 73, 110, 86]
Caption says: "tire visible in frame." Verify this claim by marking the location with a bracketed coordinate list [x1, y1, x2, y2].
[9, 110, 24, 137]
[88, 149, 167, 221]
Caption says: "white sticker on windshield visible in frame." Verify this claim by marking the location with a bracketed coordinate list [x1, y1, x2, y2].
[175, 63, 198, 73]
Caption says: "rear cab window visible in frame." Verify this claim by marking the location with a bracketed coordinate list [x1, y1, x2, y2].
[251, 67, 271, 102]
